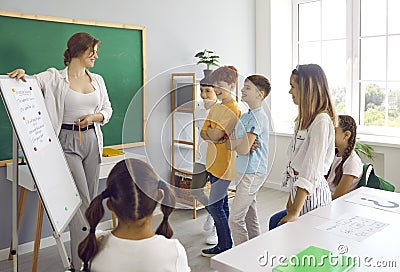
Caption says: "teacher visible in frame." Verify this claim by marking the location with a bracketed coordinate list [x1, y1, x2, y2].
[8, 32, 113, 270]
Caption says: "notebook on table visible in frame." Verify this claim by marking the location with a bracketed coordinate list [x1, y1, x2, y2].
[102, 147, 125, 157]
[273, 245, 355, 272]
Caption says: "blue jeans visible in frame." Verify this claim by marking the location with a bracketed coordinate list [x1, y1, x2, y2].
[207, 172, 232, 251]
[268, 210, 287, 231]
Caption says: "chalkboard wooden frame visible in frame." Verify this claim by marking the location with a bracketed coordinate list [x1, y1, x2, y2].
[0, 10, 147, 165]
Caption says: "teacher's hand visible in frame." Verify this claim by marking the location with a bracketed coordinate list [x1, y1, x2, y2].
[7, 69, 27, 82]
[76, 113, 104, 128]
[76, 115, 93, 128]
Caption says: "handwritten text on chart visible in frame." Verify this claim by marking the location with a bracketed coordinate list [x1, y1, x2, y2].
[12, 86, 50, 150]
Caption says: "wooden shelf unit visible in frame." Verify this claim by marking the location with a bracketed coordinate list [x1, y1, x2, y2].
[171, 73, 202, 218]
[170, 73, 238, 219]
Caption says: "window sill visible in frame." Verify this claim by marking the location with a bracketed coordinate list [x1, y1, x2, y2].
[270, 131, 400, 149]
[356, 134, 400, 149]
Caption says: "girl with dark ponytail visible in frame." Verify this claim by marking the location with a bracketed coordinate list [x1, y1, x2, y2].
[78, 158, 190, 272]
[326, 115, 363, 199]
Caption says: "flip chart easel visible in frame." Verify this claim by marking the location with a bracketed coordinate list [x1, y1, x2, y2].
[6, 160, 60, 272]
[0, 76, 86, 271]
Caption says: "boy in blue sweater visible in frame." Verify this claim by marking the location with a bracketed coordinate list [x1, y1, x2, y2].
[226, 75, 271, 246]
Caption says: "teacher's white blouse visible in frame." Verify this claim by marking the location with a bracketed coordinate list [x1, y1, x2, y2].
[286, 113, 335, 194]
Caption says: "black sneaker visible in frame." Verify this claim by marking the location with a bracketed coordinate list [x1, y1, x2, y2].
[201, 246, 224, 257]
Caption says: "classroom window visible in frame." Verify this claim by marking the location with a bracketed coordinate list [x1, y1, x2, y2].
[291, 0, 400, 136]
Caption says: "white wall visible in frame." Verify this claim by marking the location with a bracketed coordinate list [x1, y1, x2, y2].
[0, 0, 256, 252]
[255, 0, 292, 190]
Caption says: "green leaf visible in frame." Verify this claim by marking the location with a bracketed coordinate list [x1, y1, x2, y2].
[355, 141, 375, 160]
[194, 49, 220, 67]
[194, 52, 204, 57]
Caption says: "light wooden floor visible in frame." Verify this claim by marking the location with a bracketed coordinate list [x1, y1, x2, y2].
[0, 187, 288, 272]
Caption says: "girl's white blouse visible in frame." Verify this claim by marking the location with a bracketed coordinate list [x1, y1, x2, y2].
[286, 113, 335, 194]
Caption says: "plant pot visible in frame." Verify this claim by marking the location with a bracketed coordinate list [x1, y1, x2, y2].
[203, 69, 213, 78]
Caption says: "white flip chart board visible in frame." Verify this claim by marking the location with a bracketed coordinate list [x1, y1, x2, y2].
[0, 76, 81, 235]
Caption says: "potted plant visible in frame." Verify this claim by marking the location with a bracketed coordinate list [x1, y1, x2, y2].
[355, 140, 375, 160]
[194, 49, 220, 77]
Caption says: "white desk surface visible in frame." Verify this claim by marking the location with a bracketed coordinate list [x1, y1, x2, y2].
[6, 152, 147, 191]
[211, 187, 400, 272]
[309, 187, 400, 219]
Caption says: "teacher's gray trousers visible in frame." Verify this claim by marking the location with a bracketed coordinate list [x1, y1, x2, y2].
[58, 127, 100, 269]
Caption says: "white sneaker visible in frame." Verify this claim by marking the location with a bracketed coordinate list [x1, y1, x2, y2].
[205, 226, 218, 245]
[203, 213, 214, 231]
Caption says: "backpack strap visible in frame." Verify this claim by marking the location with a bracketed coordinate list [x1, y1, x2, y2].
[358, 163, 373, 188]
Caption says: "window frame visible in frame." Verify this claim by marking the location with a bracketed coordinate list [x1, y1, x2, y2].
[292, 0, 400, 138]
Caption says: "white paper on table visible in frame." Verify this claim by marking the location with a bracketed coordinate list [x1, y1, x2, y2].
[316, 214, 388, 242]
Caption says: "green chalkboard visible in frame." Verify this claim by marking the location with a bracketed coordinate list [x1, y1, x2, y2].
[0, 12, 146, 163]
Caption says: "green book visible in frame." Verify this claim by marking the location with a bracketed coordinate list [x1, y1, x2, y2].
[273, 246, 355, 272]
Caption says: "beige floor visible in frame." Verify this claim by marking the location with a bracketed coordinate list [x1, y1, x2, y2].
[0, 187, 288, 272]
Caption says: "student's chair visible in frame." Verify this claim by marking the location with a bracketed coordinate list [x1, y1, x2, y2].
[358, 163, 395, 192]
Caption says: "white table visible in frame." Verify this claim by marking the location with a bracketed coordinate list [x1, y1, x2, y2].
[211, 187, 400, 271]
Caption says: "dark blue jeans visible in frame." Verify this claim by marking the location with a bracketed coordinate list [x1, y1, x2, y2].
[268, 210, 287, 230]
[207, 172, 232, 251]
